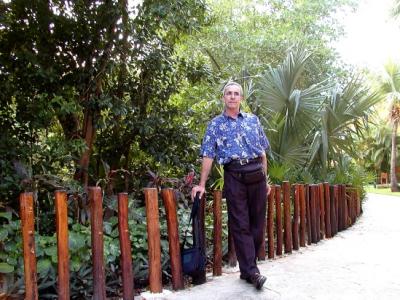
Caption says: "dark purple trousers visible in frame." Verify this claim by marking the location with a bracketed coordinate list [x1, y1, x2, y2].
[224, 168, 267, 278]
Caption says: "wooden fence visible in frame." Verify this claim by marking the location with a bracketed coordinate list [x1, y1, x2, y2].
[18, 182, 361, 299]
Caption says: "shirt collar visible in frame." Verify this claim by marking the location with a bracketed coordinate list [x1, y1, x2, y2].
[222, 110, 245, 120]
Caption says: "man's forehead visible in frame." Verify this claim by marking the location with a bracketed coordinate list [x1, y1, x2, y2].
[224, 85, 241, 92]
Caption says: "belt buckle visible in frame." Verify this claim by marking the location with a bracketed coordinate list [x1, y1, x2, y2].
[239, 158, 249, 165]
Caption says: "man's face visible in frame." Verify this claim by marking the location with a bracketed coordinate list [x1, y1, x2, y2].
[223, 85, 243, 111]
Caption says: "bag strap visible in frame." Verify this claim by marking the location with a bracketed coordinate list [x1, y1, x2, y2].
[181, 192, 201, 249]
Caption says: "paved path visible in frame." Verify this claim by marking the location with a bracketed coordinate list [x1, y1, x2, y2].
[143, 194, 400, 300]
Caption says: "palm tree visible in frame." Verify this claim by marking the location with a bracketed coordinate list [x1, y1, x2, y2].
[376, 61, 400, 191]
[255, 47, 331, 168]
[309, 77, 380, 176]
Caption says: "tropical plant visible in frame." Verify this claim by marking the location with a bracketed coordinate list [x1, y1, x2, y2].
[309, 76, 380, 176]
[375, 61, 400, 191]
[255, 47, 331, 169]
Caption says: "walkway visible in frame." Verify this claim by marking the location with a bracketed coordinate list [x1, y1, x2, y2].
[143, 194, 400, 300]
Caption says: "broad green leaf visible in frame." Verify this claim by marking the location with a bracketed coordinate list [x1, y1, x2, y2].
[0, 262, 14, 273]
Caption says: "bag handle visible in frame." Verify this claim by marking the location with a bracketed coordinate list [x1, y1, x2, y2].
[181, 192, 201, 249]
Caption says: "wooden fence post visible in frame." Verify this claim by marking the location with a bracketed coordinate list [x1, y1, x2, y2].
[333, 185, 339, 234]
[118, 193, 135, 298]
[292, 184, 300, 251]
[267, 186, 275, 259]
[310, 185, 318, 243]
[315, 184, 321, 242]
[20, 192, 38, 300]
[318, 183, 325, 239]
[275, 185, 283, 256]
[161, 189, 184, 290]
[89, 187, 106, 300]
[299, 184, 306, 247]
[283, 181, 292, 253]
[306, 185, 312, 245]
[213, 190, 223, 276]
[144, 188, 162, 293]
[343, 185, 349, 229]
[323, 183, 332, 238]
[55, 190, 70, 300]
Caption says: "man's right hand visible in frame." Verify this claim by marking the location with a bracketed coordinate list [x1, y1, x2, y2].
[191, 185, 205, 200]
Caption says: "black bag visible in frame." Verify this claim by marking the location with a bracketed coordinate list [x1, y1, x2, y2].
[181, 192, 206, 276]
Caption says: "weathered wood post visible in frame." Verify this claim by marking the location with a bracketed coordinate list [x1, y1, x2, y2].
[55, 190, 70, 300]
[283, 181, 292, 253]
[310, 185, 318, 243]
[315, 184, 321, 242]
[275, 185, 283, 256]
[267, 186, 275, 259]
[161, 189, 184, 290]
[89, 187, 106, 299]
[305, 184, 312, 245]
[213, 190, 223, 275]
[333, 185, 339, 234]
[144, 188, 162, 293]
[118, 193, 135, 298]
[342, 184, 349, 229]
[323, 183, 332, 238]
[318, 183, 325, 239]
[20, 192, 38, 300]
[338, 184, 346, 231]
[292, 184, 300, 250]
[299, 184, 306, 247]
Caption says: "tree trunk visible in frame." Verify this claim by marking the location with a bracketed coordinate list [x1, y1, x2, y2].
[74, 108, 96, 189]
[390, 122, 399, 192]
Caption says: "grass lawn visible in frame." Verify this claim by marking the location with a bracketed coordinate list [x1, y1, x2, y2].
[365, 185, 400, 197]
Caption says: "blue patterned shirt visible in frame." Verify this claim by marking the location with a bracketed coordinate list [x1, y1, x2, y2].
[200, 111, 270, 165]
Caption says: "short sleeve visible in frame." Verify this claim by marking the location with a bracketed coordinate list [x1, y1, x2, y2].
[200, 121, 217, 158]
[257, 117, 270, 151]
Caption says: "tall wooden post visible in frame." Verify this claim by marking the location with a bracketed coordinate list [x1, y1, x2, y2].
[310, 185, 318, 243]
[323, 183, 332, 238]
[89, 187, 106, 300]
[212, 190, 223, 276]
[144, 188, 162, 293]
[118, 193, 135, 298]
[292, 184, 300, 250]
[318, 183, 325, 239]
[275, 185, 283, 256]
[55, 191, 70, 300]
[267, 186, 275, 259]
[161, 189, 183, 290]
[306, 185, 312, 245]
[342, 185, 348, 229]
[20, 192, 38, 300]
[331, 185, 338, 236]
[299, 184, 306, 247]
[283, 181, 292, 253]
[315, 184, 321, 242]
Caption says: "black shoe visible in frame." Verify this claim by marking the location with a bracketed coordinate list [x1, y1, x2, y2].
[240, 274, 251, 283]
[249, 273, 267, 290]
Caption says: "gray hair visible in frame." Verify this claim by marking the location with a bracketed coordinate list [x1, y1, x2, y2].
[222, 81, 243, 96]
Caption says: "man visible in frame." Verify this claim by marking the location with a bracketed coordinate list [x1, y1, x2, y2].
[191, 81, 270, 290]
